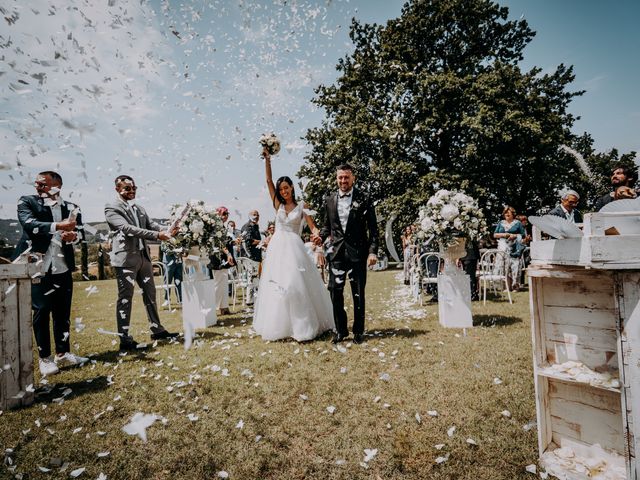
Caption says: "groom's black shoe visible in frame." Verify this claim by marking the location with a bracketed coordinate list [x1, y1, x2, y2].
[353, 333, 365, 344]
[151, 330, 180, 341]
[332, 333, 347, 344]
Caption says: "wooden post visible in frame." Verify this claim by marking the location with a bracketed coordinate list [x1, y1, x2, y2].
[0, 263, 40, 410]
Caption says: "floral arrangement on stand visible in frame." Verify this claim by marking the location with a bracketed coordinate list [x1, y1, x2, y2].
[169, 201, 227, 256]
[417, 190, 487, 248]
[259, 132, 281, 155]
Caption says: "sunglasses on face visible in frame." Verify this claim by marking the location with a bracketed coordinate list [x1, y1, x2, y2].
[35, 181, 49, 188]
[121, 186, 137, 192]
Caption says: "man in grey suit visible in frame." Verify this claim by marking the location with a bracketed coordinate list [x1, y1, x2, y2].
[104, 175, 179, 351]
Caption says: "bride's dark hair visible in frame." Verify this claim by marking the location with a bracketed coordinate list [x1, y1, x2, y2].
[274, 176, 296, 207]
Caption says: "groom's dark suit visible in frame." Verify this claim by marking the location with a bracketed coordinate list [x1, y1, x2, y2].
[320, 188, 378, 337]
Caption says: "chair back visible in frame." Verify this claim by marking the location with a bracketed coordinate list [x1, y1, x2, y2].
[479, 249, 508, 277]
[417, 252, 442, 281]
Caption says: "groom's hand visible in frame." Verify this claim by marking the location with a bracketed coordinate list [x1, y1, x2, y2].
[367, 254, 377, 267]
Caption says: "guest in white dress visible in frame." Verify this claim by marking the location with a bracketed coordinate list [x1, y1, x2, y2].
[252, 148, 334, 341]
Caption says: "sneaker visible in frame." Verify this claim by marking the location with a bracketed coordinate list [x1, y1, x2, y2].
[55, 352, 89, 367]
[39, 357, 60, 376]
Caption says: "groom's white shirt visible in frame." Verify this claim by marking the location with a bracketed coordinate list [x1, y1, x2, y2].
[337, 189, 353, 232]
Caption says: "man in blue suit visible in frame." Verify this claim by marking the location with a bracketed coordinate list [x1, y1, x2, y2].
[14, 171, 88, 376]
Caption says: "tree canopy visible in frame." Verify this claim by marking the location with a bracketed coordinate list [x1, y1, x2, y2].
[298, 0, 614, 235]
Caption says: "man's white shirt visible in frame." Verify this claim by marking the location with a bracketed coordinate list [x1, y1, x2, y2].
[43, 196, 68, 274]
[337, 189, 353, 232]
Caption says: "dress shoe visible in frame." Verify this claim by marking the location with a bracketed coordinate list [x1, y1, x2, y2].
[332, 333, 347, 344]
[427, 296, 438, 304]
[119, 339, 141, 351]
[151, 330, 180, 341]
[353, 333, 365, 344]
[219, 308, 231, 315]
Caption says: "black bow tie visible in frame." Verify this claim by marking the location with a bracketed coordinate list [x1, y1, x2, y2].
[339, 193, 351, 198]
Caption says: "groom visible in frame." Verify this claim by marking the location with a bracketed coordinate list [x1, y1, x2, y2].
[315, 164, 378, 344]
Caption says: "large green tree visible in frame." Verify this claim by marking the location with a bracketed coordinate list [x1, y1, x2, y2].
[299, 0, 585, 236]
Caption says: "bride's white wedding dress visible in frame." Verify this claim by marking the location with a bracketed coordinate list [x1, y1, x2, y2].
[253, 203, 334, 341]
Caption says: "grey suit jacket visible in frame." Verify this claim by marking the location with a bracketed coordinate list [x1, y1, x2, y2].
[104, 198, 163, 267]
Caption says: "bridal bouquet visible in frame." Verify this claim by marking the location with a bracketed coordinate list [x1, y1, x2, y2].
[169, 201, 226, 255]
[259, 132, 281, 155]
[417, 190, 487, 247]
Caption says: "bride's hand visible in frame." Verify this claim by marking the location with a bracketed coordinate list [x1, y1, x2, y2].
[262, 146, 271, 161]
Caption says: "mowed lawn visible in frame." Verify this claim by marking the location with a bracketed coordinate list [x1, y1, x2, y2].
[1, 269, 538, 479]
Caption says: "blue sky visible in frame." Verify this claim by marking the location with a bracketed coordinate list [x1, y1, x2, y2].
[1, 0, 638, 225]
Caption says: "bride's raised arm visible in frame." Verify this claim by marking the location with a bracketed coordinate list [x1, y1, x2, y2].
[263, 147, 279, 209]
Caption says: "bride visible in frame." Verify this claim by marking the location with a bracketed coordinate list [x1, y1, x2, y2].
[252, 148, 334, 341]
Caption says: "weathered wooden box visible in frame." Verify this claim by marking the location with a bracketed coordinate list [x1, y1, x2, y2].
[529, 212, 640, 479]
[0, 263, 40, 410]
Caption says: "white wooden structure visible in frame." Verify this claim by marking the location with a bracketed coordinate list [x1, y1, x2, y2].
[1, 263, 40, 410]
[529, 212, 640, 479]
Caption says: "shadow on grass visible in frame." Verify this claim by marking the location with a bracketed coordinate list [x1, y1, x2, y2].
[88, 348, 160, 364]
[34, 375, 111, 405]
[473, 314, 522, 327]
[366, 328, 429, 339]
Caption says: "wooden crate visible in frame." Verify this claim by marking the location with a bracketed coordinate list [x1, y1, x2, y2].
[531, 212, 640, 269]
[529, 263, 640, 479]
[0, 263, 40, 410]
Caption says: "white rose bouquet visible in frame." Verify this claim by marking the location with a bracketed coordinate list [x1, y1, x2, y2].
[259, 132, 281, 155]
[417, 190, 487, 247]
[169, 201, 226, 255]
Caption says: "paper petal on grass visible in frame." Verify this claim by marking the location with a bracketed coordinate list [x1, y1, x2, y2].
[235, 419, 244, 429]
[493, 377, 503, 385]
[427, 410, 438, 417]
[187, 414, 199, 422]
[379, 373, 390, 381]
[217, 471, 229, 478]
[363, 448, 378, 462]
[415, 412, 422, 424]
[122, 412, 158, 442]
[96, 474, 107, 480]
[70, 467, 86, 477]
[97, 452, 110, 458]
[435, 454, 449, 464]
[466, 438, 477, 446]
[501, 410, 512, 418]
[434, 444, 445, 450]
[299, 394, 308, 401]
[447, 426, 456, 437]
[326, 405, 336, 414]
[525, 464, 537, 474]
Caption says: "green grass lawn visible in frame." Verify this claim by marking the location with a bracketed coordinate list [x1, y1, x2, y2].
[1, 269, 538, 479]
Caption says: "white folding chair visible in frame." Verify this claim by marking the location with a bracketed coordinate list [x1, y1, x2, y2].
[235, 257, 260, 306]
[417, 252, 443, 306]
[153, 261, 179, 310]
[478, 250, 512, 305]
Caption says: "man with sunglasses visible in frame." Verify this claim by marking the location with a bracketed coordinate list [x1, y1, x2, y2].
[14, 171, 88, 376]
[104, 175, 179, 351]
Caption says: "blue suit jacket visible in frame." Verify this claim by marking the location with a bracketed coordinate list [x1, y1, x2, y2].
[13, 195, 82, 270]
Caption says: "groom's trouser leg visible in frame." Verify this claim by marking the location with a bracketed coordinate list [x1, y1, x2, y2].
[349, 260, 367, 335]
[136, 256, 166, 335]
[328, 260, 349, 336]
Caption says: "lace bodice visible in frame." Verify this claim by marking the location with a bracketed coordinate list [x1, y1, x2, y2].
[275, 203, 303, 233]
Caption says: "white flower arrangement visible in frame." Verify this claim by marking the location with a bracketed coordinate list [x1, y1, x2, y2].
[169, 201, 226, 255]
[417, 190, 487, 247]
[259, 132, 281, 155]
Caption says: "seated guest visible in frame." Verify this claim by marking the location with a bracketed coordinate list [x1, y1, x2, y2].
[548, 190, 583, 223]
[594, 165, 637, 211]
[494, 206, 526, 291]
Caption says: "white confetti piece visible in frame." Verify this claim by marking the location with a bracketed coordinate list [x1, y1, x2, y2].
[363, 448, 378, 462]
[70, 467, 86, 477]
[326, 405, 336, 414]
[447, 426, 456, 437]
